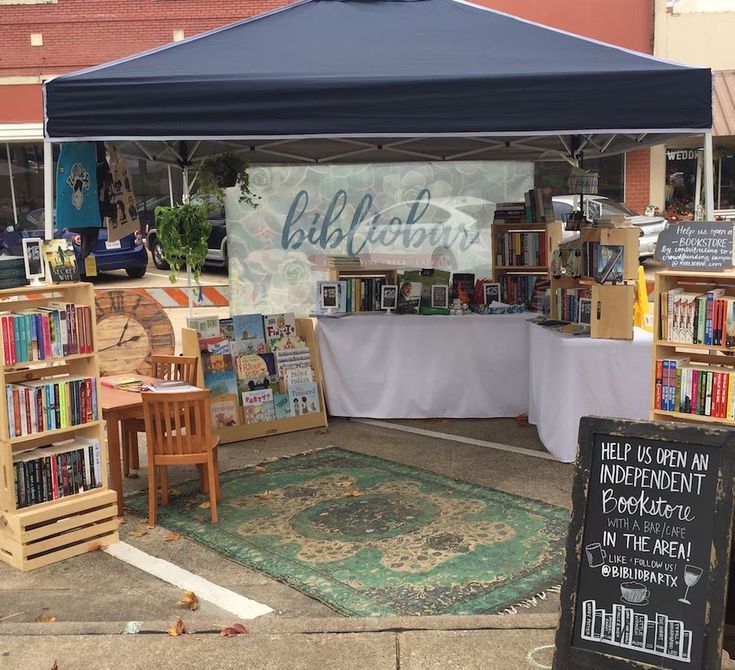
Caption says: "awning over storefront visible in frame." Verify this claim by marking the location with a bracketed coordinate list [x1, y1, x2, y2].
[714, 70, 735, 137]
[43, 0, 712, 164]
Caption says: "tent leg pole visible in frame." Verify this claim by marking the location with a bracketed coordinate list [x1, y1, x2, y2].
[6, 143, 18, 227]
[167, 165, 174, 206]
[704, 132, 715, 220]
[694, 151, 703, 220]
[43, 141, 54, 240]
[182, 166, 190, 204]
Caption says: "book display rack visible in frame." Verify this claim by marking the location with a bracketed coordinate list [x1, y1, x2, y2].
[0, 283, 119, 571]
[550, 226, 639, 339]
[491, 220, 563, 310]
[327, 257, 399, 313]
[651, 269, 735, 427]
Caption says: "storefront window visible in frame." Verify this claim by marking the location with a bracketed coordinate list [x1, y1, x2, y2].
[717, 156, 735, 210]
[665, 148, 699, 219]
[534, 155, 624, 203]
[0, 143, 50, 230]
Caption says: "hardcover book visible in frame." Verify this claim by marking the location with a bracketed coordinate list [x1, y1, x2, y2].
[396, 281, 422, 315]
[451, 273, 476, 304]
[231, 338, 267, 357]
[44, 240, 79, 283]
[241, 388, 275, 424]
[201, 351, 238, 397]
[199, 336, 231, 356]
[218, 317, 234, 340]
[232, 313, 265, 341]
[264, 313, 297, 349]
[595, 244, 624, 284]
[288, 381, 320, 416]
[187, 316, 221, 339]
[273, 392, 293, 419]
[235, 352, 278, 392]
[210, 394, 240, 429]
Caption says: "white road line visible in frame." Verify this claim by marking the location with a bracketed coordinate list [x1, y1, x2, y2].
[352, 418, 558, 461]
[145, 271, 220, 285]
[105, 542, 273, 619]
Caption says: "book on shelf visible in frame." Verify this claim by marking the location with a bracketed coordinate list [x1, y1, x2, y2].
[13, 437, 102, 509]
[241, 387, 276, 424]
[288, 381, 320, 417]
[200, 342, 238, 397]
[44, 239, 79, 283]
[341, 276, 388, 312]
[186, 316, 220, 339]
[659, 287, 735, 346]
[264, 313, 306, 351]
[595, 244, 624, 283]
[7, 375, 98, 437]
[273, 392, 293, 419]
[451, 273, 475, 304]
[500, 274, 538, 309]
[275, 348, 313, 383]
[210, 394, 240, 428]
[0, 256, 29, 290]
[555, 287, 591, 322]
[100, 376, 140, 389]
[218, 318, 234, 340]
[232, 314, 266, 341]
[493, 201, 526, 224]
[235, 352, 278, 393]
[284, 366, 314, 389]
[495, 230, 548, 267]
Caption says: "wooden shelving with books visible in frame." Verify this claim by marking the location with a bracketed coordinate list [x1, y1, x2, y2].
[0, 282, 119, 571]
[651, 269, 735, 427]
[491, 220, 563, 310]
[327, 257, 399, 313]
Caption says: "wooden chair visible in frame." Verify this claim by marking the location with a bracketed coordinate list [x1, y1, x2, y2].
[122, 355, 198, 476]
[142, 389, 220, 526]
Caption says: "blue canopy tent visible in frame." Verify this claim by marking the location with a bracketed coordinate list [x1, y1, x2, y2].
[41, 0, 714, 236]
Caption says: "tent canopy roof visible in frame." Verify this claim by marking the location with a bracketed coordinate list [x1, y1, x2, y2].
[44, 0, 712, 163]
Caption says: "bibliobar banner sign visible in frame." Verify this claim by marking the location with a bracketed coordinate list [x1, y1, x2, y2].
[554, 417, 735, 670]
[654, 222, 735, 271]
[226, 161, 533, 314]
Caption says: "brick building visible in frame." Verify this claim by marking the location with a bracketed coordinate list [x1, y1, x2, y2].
[0, 0, 656, 226]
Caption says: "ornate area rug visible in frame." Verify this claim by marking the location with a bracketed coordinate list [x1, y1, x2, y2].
[126, 447, 568, 616]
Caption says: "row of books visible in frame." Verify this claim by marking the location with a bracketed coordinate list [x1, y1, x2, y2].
[492, 189, 554, 224]
[660, 287, 735, 346]
[340, 277, 388, 312]
[499, 275, 545, 311]
[6, 375, 98, 437]
[494, 231, 548, 268]
[655, 355, 735, 418]
[13, 437, 102, 509]
[555, 287, 591, 323]
[1, 303, 94, 365]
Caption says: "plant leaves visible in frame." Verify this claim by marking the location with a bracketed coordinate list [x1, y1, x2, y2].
[220, 622, 249, 637]
[129, 528, 149, 538]
[34, 614, 56, 623]
[167, 617, 187, 636]
[177, 591, 199, 611]
[164, 532, 181, 542]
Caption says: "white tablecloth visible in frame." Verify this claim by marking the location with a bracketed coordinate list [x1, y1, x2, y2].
[528, 324, 653, 463]
[317, 313, 532, 418]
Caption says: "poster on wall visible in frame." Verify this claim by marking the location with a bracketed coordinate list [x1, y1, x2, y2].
[226, 161, 533, 314]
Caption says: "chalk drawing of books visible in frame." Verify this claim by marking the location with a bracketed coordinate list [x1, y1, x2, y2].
[581, 600, 692, 663]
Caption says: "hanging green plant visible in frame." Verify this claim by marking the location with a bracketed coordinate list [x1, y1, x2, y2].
[196, 152, 260, 208]
[154, 202, 212, 285]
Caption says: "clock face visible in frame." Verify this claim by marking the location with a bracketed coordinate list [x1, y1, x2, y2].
[95, 289, 175, 376]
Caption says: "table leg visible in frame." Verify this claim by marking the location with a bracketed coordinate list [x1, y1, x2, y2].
[106, 414, 124, 516]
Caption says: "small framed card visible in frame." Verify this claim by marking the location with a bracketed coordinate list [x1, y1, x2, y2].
[431, 284, 448, 309]
[578, 298, 592, 325]
[483, 282, 501, 305]
[22, 237, 45, 285]
[318, 281, 340, 313]
[381, 284, 398, 311]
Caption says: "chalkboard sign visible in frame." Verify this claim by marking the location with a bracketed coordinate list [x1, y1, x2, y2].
[554, 417, 735, 670]
[654, 222, 735, 271]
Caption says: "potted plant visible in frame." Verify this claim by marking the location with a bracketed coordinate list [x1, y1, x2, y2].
[154, 202, 211, 316]
[196, 152, 260, 208]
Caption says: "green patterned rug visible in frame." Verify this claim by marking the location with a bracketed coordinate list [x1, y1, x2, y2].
[126, 447, 569, 617]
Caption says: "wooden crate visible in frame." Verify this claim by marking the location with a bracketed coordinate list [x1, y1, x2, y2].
[0, 282, 119, 571]
[580, 226, 640, 282]
[182, 317, 328, 445]
[591, 283, 635, 340]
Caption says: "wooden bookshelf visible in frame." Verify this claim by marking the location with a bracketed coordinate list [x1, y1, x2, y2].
[182, 317, 328, 445]
[651, 269, 735, 428]
[0, 282, 119, 571]
[491, 221, 562, 310]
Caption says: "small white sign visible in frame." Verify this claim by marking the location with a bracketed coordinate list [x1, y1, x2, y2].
[105, 240, 122, 250]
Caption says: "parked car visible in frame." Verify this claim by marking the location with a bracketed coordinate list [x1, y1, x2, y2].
[6, 209, 148, 278]
[145, 195, 228, 270]
[552, 195, 667, 260]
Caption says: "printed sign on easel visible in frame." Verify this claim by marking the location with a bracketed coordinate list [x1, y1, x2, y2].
[554, 417, 735, 670]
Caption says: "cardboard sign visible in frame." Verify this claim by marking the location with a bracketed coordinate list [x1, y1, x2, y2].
[107, 148, 141, 242]
[554, 417, 735, 670]
[654, 222, 734, 271]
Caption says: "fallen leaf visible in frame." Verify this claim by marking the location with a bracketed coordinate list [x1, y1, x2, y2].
[253, 491, 273, 500]
[164, 532, 181, 542]
[34, 614, 56, 623]
[335, 481, 352, 489]
[167, 617, 187, 636]
[51, 662, 58, 670]
[178, 591, 199, 611]
[198, 501, 211, 509]
[254, 465, 267, 472]
[220, 622, 249, 637]
[341, 491, 362, 498]
[88, 542, 103, 552]
[129, 528, 149, 538]
[515, 414, 530, 427]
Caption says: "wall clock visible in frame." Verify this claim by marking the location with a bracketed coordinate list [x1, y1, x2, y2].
[95, 289, 175, 376]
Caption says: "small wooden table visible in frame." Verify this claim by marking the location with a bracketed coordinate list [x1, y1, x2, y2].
[100, 375, 158, 516]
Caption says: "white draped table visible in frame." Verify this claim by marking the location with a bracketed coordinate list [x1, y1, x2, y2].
[528, 324, 653, 463]
[316, 313, 532, 419]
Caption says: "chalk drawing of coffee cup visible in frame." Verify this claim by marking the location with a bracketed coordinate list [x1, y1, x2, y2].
[585, 543, 607, 568]
[620, 582, 649, 606]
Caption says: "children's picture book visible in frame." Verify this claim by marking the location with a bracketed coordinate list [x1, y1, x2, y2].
[187, 316, 220, 339]
[241, 388, 275, 424]
[219, 318, 234, 340]
[231, 338, 267, 358]
[595, 244, 624, 284]
[273, 392, 293, 419]
[275, 348, 312, 380]
[452, 273, 476, 304]
[288, 381, 320, 417]
[232, 314, 265, 341]
[199, 336, 231, 356]
[235, 352, 278, 392]
[285, 366, 314, 389]
[396, 281, 422, 314]
[210, 394, 240, 429]
[44, 239, 79, 283]
[264, 313, 298, 349]
[201, 350, 238, 397]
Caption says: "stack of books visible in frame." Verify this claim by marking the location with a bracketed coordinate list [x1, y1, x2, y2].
[493, 202, 526, 224]
[0, 256, 28, 290]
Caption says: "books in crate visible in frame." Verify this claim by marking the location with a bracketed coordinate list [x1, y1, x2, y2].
[7, 375, 98, 437]
[0, 256, 29, 289]
[13, 437, 102, 509]
[1, 302, 94, 365]
[660, 287, 735, 346]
